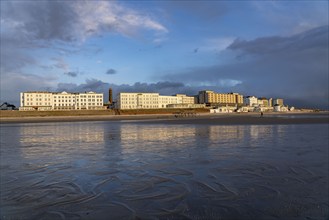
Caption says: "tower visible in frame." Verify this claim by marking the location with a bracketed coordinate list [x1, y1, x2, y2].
[109, 88, 113, 104]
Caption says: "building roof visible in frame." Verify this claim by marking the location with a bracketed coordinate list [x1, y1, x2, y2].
[23, 91, 100, 95]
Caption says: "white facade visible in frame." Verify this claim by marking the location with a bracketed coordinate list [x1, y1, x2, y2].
[210, 106, 237, 113]
[273, 105, 288, 112]
[20, 91, 105, 111]
[158, 95, 179, 108]
[175, 94, 195, 104]
[117, 93, 195, 109]
[117, 93, 159, 109]
[244, 96, 258, 107]
[273, 98, 284, 106]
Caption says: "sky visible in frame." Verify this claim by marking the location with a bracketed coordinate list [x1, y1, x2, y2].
[1, 0, 328, 109]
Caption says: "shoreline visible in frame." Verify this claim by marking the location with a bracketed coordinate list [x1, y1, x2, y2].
[1, 112, 328, 125]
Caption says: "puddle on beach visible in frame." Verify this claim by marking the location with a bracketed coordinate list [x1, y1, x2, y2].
[0, 122, 328, 219]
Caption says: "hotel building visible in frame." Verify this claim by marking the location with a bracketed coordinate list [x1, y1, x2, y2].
[117, 93, 196, 109]
[20, 91, 105, 111]
[198, 90, 243, 105]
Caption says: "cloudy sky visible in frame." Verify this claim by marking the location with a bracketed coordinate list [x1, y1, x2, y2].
[1, 1, 328, 109]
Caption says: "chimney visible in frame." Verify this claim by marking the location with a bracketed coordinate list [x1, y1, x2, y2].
[109, 88, 113, 104]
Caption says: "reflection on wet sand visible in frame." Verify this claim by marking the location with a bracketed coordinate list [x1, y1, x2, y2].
[209, 125, 245, 142]
[118, 124, 197, 156]
[18, 122, 105, 159]
[0, 122, 328, 219]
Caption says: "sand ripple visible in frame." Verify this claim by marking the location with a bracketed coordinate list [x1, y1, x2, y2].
[0, 123, 328, 219]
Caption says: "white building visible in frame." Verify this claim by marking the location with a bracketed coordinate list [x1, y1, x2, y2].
[273, 98, 284, 106]
[159, 95, 179, 108]
[210, 105, 236, 113]
[273, 104, 288, 112]
[175, 94, 195, 104]
[244, 96, 258, 107]
[117, 93, 196, 109]
[20, 91, 105, 111]
[117, 93, 158, 109]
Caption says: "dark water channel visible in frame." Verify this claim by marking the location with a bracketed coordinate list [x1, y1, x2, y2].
[0, 122, 328, 219]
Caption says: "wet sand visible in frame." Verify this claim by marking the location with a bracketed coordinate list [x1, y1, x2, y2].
[0, 112, 328, 124]
[1, 121, 328, 219]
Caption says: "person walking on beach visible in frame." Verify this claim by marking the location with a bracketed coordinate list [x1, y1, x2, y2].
[260, 112, 264, 117]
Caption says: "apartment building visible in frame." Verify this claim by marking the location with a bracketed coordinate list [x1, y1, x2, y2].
[175, 94, 195, 104]
[19, 91, 105, 111]
[159, 95, 179, 108]
[117, 93, 196, 109]
[117, 93, 159, 109]
[273, 98, 284, 106]
[258, 97, 270, 107]
[244, 96, 258, 106]
[198, 91, 243, 105]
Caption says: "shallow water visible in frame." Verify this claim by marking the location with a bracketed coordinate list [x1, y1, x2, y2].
[0, 121, 328, 220]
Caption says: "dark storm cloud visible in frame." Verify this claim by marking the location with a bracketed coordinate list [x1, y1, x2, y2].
[0, 1, 77, 73]
[228, 26, 328, 54]
[106, 69, 117, 75]
[0, 72, 57, 106]
[64, 72, 78, 77]
[1, 1, 78, 43]
[161, 25, 329, 109]
[56, 79, 208, 102]
[152, 81, 184, 89]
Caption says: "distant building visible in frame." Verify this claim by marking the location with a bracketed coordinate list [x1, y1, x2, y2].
[258, 97, 269, 107]
[274, 104, 288, 112]
[108, 88, 113, 104]
[116, 93, 196, 109]
[210, 105, 237, 113]
[268, 98, 273, 107]
[0, 102, 17, 110]
[158, 95, 180, 108]
[167, 103, 205, 108]
[198, 91, 243, 105]
[19, 91, 105, 111]
[273, 98, 284, 106]
[244, 96, 258, 107]
[175, 94, 195, 104]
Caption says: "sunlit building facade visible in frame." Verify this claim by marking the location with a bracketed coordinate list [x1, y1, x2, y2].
[244, 96, 258, 107]
[175, 94, 195, 104]
[198, 90, 243, 105]
[19, 91, 105, 111]
[273, 98, 284, 106]
[117, 93, 196, 109]
[258, 97, 270, 107]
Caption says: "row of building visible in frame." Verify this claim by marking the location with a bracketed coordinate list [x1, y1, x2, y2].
[19, 91, 106, 111]
[19, 90, 286, 111]
[244, 96, 283, 107]
[117, 93, 204, 109]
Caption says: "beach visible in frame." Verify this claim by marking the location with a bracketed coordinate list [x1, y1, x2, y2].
[1, 117, 328, 219]
[1, 111, 328, 124]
